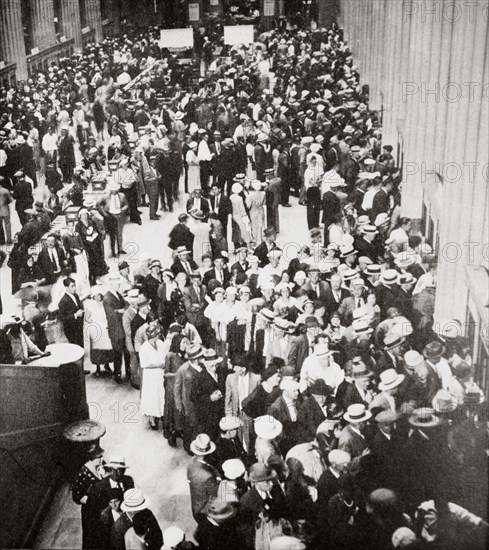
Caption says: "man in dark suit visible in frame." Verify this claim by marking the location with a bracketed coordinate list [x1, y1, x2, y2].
[268, 379, 304, 455]
[324, 273, 350, 317]
[191, 350, 226, 441]
[253, 227, 278, 267]
[322, 182, 342, 244]
[37, 234, 68, 284]
[371, 178, 393, 223]
[298, 379, 331, 441]
[187, 434, 221, 521]
[186, 188, 210, 219]
[208, 182, 232, 234]
[183, 272, 210, 345]
[57, 277, 84, 348]
[230, 240, 249, 274]
[287, 316, 319, 373]
[338, 278, 367, 327]
[202, 254, 231, 289]
[341, 362, 375, 409]
[89, 455, 135, 516]
[214, 138, 237, 194]
[171, 246, 198, 276]
[103, 274, 130, 383]
[241, 365, 282, 419]
[12, 170, 33, 226]
[301, 266, 330, 301]
[168, 213, 194, 251]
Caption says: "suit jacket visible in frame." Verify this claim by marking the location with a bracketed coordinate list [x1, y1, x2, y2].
[112, 509, 162, 550]
[371, 188, 389, 221]
[187, 457, 221, 518]
[253, 241, 278, 268]
[342, 383, 370, 409]
[12, 180, 34, 210]
[225, 372, 261, 416]
[173, 361, 202, 422]
[268, 395, 304, 455]
[171, 257, 198, 276]
[208, 194, 232, 227]
[191, 368, 226, 439]
[168, 223, 194, 251]
[317, 469, 341, 517]
[322, 190, 341, 228]
[58, 292, 84, 346]
[202, 267, 231, 289]
[241, 383, 281, 419]
[338, 296, 366, 326]
[103, 291, 126, 347]
[182, 283, 208, 326]
[240, 484, 289, 524]
[37, 246, 67, 284]
[89, 475, 134, 511]
[338, 424, 368, 460]
[301, 280, 331, 301]
[287, 334, 312, 374]
[298, 395, 327, 440]
[230, 260, 249, 275]
[324, 287, 351, 317]
[111, 512, 132, 550]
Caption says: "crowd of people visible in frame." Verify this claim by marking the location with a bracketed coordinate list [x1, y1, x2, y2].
[0, 8, 487, 550]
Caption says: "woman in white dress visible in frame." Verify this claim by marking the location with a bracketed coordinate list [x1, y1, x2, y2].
[230, 183, 251, 243]
[139, 323, 166, 430]
[190, 211, 211, 267]
[246, 180, 266, 243]
[185, 141, 200, 194]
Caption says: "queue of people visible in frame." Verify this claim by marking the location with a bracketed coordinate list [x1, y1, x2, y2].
[0, 9, 487, 550]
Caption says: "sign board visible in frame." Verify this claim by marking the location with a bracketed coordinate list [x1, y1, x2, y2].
[188, 3, 200, 22]
[264, 0, 275, 16]
[223, 25, 254, 46]
[210, 0, 219, 5]
[159, 28, 194, 50]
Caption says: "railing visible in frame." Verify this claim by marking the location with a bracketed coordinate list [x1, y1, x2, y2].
[26, 39, 75, 76]
[0, 63, 17, 88]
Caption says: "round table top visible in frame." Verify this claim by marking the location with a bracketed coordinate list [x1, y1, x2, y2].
[28, 343, 85, 367]
[63, 419, 106, 442]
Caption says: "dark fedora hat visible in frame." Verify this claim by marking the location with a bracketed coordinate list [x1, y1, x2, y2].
[309, 379, 333, 396]
[423, 341, 446, 361]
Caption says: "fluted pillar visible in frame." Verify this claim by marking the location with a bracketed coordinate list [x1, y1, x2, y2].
[60, 0, 82, 51]
[85, 0, 103, 43]
[0, 0, 28, 80]
[30, 0, 56, 51]
[110, 0, 121, 35]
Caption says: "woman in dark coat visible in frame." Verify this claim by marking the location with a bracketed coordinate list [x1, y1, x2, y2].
[72, 444, 107, 549]
[92, 100, 106, 139]
[163, 333, 190, 446]
[76, 209, 107, 284]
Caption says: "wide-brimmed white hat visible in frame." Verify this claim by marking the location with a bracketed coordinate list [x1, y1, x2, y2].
[163, 526, 185, 548]
[121, 487, 148, 512]
[190, 433, 216, 455]
[222, 458, 246, 480]
[378, 369, 405, 391]
[254, 415, 283, 439]
[219, 416, 242, 431]
[344, 404, 372, 423]
[231, 182, 243, 194]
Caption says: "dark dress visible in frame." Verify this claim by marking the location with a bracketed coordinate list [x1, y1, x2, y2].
[76, 220, 108, 283]
[163, 348, 185, 438]
[72, 465, 104, 549]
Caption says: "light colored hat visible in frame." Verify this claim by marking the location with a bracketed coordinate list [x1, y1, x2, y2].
[379, 269, 399, 285]
[408, 407, 442, 428]
[256, 132, 268, 143]
[361, 224, 378, 236]
[219, 416, 242, 431]
[378, 369, 405, 391]
[107, 272, 121, 282]
[174, 111, 184, 120]
[258, 308, 276, 322]
[352, 318, 373, 335]
[189, 140, 198, 148]
[163, 526, 185, 548]
[212, 286, 225, 295]
[121, 487, 148, 512]
[280, 378, 300, 392]
[231, 182, 243, 194]
[254, 415, 283, 439]
[394, 251, 415, 268]
[343, 267, 359, 281]
[344, 403, 372, 423]
[374, 213, 390, 227]
[106, 455, 129, 469]
[404, 350, 424, 369]
[126, 289, 140, 301]
[432, 389, 458, 414]
[222, 459, 246, 480]
[203, 349, 223, 365]
[251, 180, 262, 191]
[310, 143, 322, 153]
[270, 536, 306, 550]
[433, 319, 461, 339]
[190, 433, 216, 455]
[314, 343, 333, 357]
[391, 527, 417, 548]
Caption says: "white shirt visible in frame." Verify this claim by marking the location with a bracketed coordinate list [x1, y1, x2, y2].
[237, 373, 250, 409]
[300, 357, 345, 393]
[42, 132, 58, 152]
[49, 247, 60, 270]
[283, 396, 298, 422]
[109, 193, 121, 215]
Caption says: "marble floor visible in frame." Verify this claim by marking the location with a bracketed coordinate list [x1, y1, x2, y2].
[29, 187, 311, 548]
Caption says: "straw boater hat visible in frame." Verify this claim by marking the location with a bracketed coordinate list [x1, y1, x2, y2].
[351, 362, 373, 378]
[186, 344, 203, 360]
[404, 350, 424, 370]
[398, 273, 417, 286]
[254, 415, 283, 439]
[352, 318, 373, 336]
[191, 209, 205, 220]
[121, 487, 149, 512]
[203, 349, 223, 365]
[378, 369, 405, 391]
[432, 389, 458, 414]
[106, 455, 129, 469]
[231, 182, 243, 194]
[408, 408, 442, 428]
[383, 332, 404, 351]
[205, 498, 238, 522]
[190, 433, 216, 455]
[395, 251, 415, 269]
[374, 213, 390, 227]
[379, 269, 399, 285]
[344, 403, 372, 423]
[176, 246, 189, 256]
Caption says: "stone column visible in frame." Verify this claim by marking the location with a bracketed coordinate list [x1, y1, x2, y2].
[60, 0, 82, 52]
[110, 0, 121, 35]
[30, 0, 56, 51]
[85, 0, 103, 43]
[0, 0, 28, 80]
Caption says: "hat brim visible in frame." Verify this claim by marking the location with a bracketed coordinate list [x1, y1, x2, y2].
[344, 410, 372, 423]
[190, 441, 216, 455]
[408, 416, 443, 428]
[378, 374, 405, 391]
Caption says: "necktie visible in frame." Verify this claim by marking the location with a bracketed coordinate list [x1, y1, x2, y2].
[356, 298, 362, 309]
